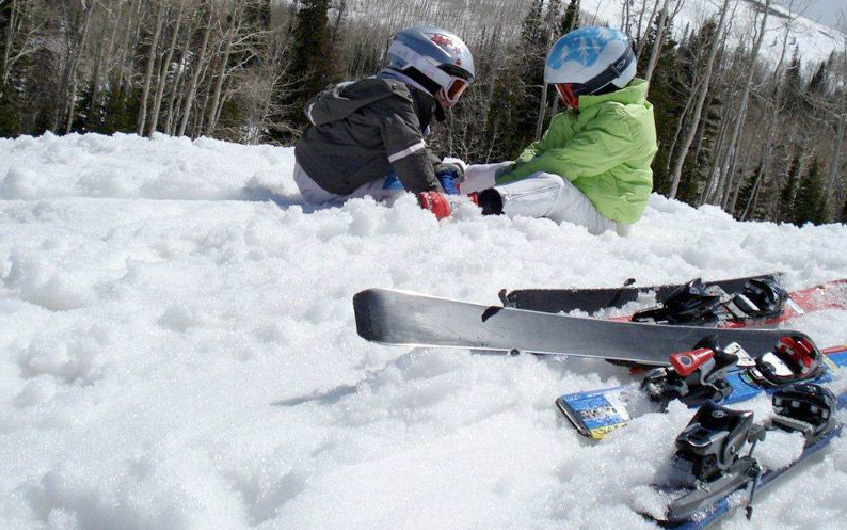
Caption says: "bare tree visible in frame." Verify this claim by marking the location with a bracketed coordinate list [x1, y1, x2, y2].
[702, 0, 771, 205]
[178, 0, 213, 137]
[56, 0, 94, 133]
[644, 0, 685, 89]
[149, 0, 187, 136]
[740, 0, 808, 219]
[668, 0, 732, 199]
[137, 0, 167, 135]
[823, 14, 847, 212]
[205, 0, 245, 136]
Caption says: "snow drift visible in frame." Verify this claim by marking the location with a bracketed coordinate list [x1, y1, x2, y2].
[1, 132, 846, 529]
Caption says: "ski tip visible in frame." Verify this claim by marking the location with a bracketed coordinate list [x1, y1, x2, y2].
[352, 289, 388, 342]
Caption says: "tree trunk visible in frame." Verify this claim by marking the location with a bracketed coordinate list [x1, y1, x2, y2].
[825, 107, 846, 202]
[644, 0, 669, 92]
[88, 22, 109, 130]
[205, 0, 245, 136]
[705, 1, 770, 205]
[102, 0, 123, 85]
[700, 75, 738, 206]
[662, 76, 702, 178]
[115, 0, 136, 91]
[166, 5, 199, 134]
[137, 1, 167, 136]
[1, 0, 17, 84]
[741, 4, 795, 220]
[668, 0, 731, 199]
[57, 1, 94, 133]
[635, 0, 660, 60]
[150, 1, 186, 137]
[179, 2, 213, 137]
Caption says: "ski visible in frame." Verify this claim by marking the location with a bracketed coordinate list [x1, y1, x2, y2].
[504, 275, 847, 321]
[502, 273, 783, 314]
[353, 288, 810, 366]
[650, 383, 844, 528]
[557, 341, 847, 439]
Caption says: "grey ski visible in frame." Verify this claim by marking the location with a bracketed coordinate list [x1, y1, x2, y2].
[353, 288, 809, 366]
[503, 273, 783, 314]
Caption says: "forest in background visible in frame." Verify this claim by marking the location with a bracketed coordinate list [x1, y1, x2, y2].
[1, 0, 845, 226]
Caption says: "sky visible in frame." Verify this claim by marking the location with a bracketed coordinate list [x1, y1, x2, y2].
[778, 0, 846, 28]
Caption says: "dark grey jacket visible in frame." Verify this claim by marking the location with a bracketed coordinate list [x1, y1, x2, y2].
[294, 78, 442, 196]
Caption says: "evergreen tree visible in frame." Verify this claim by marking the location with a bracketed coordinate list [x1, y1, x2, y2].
[808, 58, 830, 97]
[560, 0, 580, 35]
[1, 0, 17, 136]
[546, 0, 562, 31]
[281, 0, 335, 137]
[841, 196, 847, 224]
[793, 157, 825, 225]
[734, 165, 761, 218]
[668, 19, 722, 202]
[245, 0, 272, 31]
[485, 1, 550, 160]
[639, 15, 679, 194]
[521, 0, 545, 46]
[783, 47, 804, 115]
[778, 152, 802, 223]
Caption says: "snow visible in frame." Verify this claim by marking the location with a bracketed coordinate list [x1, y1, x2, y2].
[1, 131, 847, 529]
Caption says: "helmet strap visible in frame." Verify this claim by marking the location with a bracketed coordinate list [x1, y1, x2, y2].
[581, 46, 635, 95]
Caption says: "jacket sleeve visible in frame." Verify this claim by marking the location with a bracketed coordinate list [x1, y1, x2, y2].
[516, 141, 542, 164]
[500, 108, 639, 183]
[378, 102, 441, 193]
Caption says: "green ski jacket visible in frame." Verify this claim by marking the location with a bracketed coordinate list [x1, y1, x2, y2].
[497, 79, 657, 224]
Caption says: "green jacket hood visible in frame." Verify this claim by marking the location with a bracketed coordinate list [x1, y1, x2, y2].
[306, 79, 412, 127]
[578, 79, 649, 109]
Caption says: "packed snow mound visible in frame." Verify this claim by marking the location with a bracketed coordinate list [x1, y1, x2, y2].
[1, 132, 847, 529]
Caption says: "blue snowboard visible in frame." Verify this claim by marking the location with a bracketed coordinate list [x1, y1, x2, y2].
[557, 347, 847, 439]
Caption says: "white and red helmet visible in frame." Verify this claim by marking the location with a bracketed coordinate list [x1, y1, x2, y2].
[385, 26, 475, 105]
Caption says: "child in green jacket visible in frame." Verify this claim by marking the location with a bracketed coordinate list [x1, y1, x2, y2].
[459, 26, 658, 234]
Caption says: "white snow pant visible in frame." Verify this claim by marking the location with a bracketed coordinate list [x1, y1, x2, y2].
[293, 161, 399, 205]
[462, 162, 628, 236]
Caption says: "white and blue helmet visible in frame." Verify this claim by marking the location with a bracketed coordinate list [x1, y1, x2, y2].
[544, 26, 636, 95]
[385, 26, 475, 104]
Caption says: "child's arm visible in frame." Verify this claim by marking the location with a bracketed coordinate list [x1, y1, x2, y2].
[516, 141, 542, 164]
[500, 109, 637, 183]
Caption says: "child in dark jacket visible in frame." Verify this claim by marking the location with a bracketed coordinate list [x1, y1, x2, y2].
[293, 26, 475, 208]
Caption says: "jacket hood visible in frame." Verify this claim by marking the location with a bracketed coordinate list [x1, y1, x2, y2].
[306, 78, 412, 127]
[578, 78, 649, 109]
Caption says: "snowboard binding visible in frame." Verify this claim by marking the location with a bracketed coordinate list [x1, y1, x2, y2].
[641, 337, 753, 408]
[770, 383, 837, 445]
[748, 335, 825, 387]
[633, 277, 787, 326]
[674, 403, 764, 483]
[643, 335, 824, 409]
[633, 278, 725, 325]
[664, 383, 837, 523]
